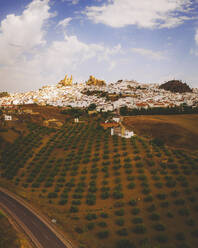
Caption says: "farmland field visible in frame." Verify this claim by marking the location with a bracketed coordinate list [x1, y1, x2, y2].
[123, 114, 198, 150]
[0, 112, 198, 248]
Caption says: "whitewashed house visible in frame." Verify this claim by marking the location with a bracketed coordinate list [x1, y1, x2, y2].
[122, 129, 135, 138]
[111, 126, 135, 139]
[112, 117, 120, 123]
[4, 115, 12, 121]
[74, 118, 79, 123]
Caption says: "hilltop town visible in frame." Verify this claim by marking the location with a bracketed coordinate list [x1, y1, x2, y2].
[1, 75, 198, 248]
[0, 75, 198, 112]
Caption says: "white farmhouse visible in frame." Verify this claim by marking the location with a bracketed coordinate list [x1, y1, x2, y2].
[4, 114, 12, 121]
[111, 125, 135, 139]
[74, 118, 79, 123]
[112, 117, 120, 123]
[122, 129, 135, 138]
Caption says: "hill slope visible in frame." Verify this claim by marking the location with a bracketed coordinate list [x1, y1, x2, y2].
[159, 80, 192, 93]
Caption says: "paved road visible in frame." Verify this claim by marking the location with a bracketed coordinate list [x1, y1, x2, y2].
[0, 190, 69, 248]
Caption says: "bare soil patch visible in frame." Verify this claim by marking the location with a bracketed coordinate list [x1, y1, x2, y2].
[123, 114, 198, 150]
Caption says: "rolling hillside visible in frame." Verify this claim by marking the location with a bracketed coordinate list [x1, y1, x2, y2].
[0, 111, 198, 248]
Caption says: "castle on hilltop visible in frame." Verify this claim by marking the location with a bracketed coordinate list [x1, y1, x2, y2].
[86, 75, 106, 86]
[58, 74, 73, 86]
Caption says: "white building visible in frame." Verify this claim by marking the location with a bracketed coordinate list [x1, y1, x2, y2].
[122, 129, 135, 139]
[112, 117, 120, 123]
[74, 118, 79, 123]
[4, 115, 12, 121]
[111, 126, 135, 139]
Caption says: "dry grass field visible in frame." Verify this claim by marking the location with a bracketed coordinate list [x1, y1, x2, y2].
[0, 109, 198, 248]
[123, 114, 198, 151]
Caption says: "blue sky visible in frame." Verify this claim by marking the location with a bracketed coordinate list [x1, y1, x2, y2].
[0, 0, 198, 92]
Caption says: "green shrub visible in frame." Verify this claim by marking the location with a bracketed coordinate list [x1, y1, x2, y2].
[174, 198, 185, 205]
[115, 218, 125, 226]
[176, 243, 191, 248]
[133, 224, 146, 234]
[98, 221, 107, 228]
[116, 228, 128, 236]
[138, 174, 147, 181]
[75, 227, 83, 233]
[146, 153, 153, 158]
[166, 212, 174, 218]
[152, 175, 160, 181]
[153, 223, 166, 231]
[194, 205, 198, 212]
[144, 195, 153, 202]
[166, 180, 176, 188]
[135, 162, 143, 168]
[170, 190, 180, 197]
[191, 229, 198, 238]
[188, 196, 196, 202]
[100, 212, 108, 218]
[142, 188, 151, 195]
[147, 204, 156, 212]
[127, 176, 135, 181]
[112, 191, 124, 199]
[97, 231, 109, 239]
[86, 198, 96, 205]
[155, 234, 168, 243]
[70, 206, 78, 213]
[72, 193, 83, 199]
[132, 217, 143, 224]
[115, 209, 125, 216]
[128, 199, 137, 206]
[114, 201, 125, 208]
[115, 239, 136, 248]
[186, 218, 195, 226]
[124, 163, 132, 169]
[141, 182, 149, 187]
[86, 222, 95, 230]
[176, 232, 185, 241]
[101, 192, 110, 199]
[154, 182, 163, 188]
[167, 163, 178, 170]
[151, 138, 164, 147]
[85, 213, 97, 220]
[160, 201, 169, 208]
[47, 192, 58, 198]
[127, 182, 135, 189]
[178, 208, 190, 216]
[156, 193, 167, 200]
[131, 208, 140, 215]
[58, 199, 67, 205]
[134, 156, 141, 161]
[150, 213, 160, 221]
[72, 200, 81, 205]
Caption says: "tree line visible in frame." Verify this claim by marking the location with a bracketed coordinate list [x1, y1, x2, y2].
[120, 105, 198, 116]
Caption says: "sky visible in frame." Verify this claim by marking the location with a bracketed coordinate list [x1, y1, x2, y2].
[0, 0, 198, 92]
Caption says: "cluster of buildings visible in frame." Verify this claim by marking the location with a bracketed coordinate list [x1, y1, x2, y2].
[100, 116, 135, 138]
[0, 75, 198, 112]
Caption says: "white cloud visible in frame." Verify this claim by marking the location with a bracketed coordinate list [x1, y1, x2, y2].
[30, 35, 121, 77]
[195, 28, 198, 45]
[190, 28, 198, 56]
[85, 0, 194, 29]
[62, 0, 79, 5]
[0, 33, 121, 91]
[0, 0, 54, 66]
[57, 17, 72, 28]
[131, 47, 167, 60]
[0, 0, 121, 91]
